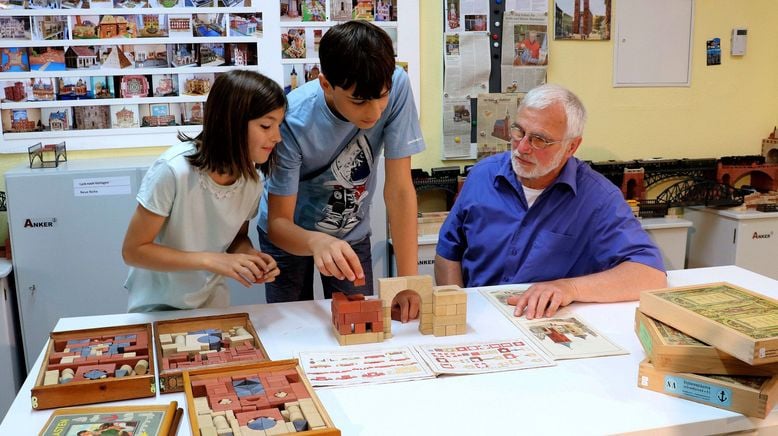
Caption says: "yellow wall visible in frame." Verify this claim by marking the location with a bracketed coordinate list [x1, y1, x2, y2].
[1, 1, 776, 238]
[415, 0, 778, 170]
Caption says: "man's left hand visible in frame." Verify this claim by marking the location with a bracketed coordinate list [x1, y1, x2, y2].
[511, 279, 578, 319]
[390, 290, 421, 323]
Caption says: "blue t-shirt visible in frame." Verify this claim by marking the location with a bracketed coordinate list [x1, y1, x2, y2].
[258, 67, 425, 242]
[436, 153, 665, 287]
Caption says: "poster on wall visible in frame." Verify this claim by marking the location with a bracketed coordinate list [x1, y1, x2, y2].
[706, 37, 721, 66]
[554, 0, 611, 40]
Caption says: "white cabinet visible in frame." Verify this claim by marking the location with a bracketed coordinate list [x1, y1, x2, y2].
[641, 217, 693, 271]
[685, 206, 778, 280]
[5, 157, 152, 370]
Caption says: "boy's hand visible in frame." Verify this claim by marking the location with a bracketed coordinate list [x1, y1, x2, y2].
[310, 235, 365, 282]
[390, 290, 421, 323]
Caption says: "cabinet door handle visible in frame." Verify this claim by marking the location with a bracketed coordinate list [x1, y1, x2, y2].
[733, 229, 737, 244]
[29, 284, 36, 293]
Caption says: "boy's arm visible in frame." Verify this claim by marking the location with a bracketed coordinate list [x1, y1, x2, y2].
[384, 156, 421, 322]
[434, 255, 464, 287]
[267, 193, 364, 281]
[384, 156, 418, 277]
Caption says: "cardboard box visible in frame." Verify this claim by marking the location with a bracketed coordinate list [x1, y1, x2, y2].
[639, 282, 778, 365]
[31, 323, 155, 410]
[154, 312, 268, 393]
[635, 309, 778, 375]
[183, 359, 340, 435]
[637, 359, 778, 418]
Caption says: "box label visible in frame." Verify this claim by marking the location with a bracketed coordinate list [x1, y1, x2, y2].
[73, 176, 132, 197]
[664, 375, 732, 406]
[638, 321, 653, 355]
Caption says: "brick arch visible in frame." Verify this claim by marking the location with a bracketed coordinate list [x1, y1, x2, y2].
[717, 163, 778, 192]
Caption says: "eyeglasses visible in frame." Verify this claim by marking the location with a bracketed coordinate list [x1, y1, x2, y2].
[509, 124, 566, 150]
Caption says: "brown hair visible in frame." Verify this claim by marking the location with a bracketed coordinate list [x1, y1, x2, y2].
[180, 70, 286, 180]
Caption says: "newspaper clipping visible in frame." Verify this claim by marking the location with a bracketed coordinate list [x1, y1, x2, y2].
[476, 93, 523, 160]
[501, 11, 548, 93]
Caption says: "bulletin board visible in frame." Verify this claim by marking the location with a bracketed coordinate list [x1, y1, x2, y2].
[442, 0, 551, 160]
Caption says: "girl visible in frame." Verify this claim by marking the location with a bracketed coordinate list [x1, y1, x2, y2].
[122, 70, 285, 312]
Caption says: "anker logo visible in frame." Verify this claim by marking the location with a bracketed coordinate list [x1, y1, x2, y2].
[752, 231, 772, 240]
[418, 259, 435, 265]
[23, 218, 56, 228]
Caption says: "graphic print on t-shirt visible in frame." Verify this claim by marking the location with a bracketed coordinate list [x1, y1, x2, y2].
[314, 134, 373, 236]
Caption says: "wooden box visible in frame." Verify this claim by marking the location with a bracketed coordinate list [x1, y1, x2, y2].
[31, 323, 156, 410]
[154, 312, 269, 393]
[183, 359, 340, 435]
[635, 309, 778, 375]
[639, 282, 778, 365]
[637, 359, 778, 418]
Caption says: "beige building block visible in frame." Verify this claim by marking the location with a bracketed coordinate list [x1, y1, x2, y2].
[200, 426, 217, 436]
[378, 277, 409, 299]
[159, 333, 173, 344]
[457, 303, 466, 314]
[43, 369, 59, 386]
[198, 413, 215, 429]
[299, 398, 326, 428]
[239, 425, 266, 435]
[433, 314, 466, 325]
[194, 397, 212, 415]
[445, 304, 458, 316]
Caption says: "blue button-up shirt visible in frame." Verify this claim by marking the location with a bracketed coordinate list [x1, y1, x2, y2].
[436, 153, 665, 287]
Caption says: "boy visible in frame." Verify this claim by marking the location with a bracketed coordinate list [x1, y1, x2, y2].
[257, 21, 424, 321]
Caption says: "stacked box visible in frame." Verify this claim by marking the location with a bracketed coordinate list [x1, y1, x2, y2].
[183, 359, 340, 435]
[31, 324, 155, 410]
[635, 282, 778, 417]
[639, 282, 778, 365]
[634, 309, 778, 375]
[154, 313, 268, 393]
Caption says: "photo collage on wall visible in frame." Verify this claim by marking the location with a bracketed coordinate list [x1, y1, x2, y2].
[278, 1, 399, 96]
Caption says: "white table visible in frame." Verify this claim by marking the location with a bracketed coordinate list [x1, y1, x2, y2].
[2, 266, 777, 435]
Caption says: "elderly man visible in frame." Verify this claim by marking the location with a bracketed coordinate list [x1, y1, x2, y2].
[435, 84, 667, 319]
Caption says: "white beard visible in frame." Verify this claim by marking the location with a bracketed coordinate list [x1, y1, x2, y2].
[511, 145, 567, 181]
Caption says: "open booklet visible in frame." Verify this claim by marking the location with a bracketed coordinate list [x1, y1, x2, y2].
[300, 339, 555, 388]
[480, 288, 628, 360]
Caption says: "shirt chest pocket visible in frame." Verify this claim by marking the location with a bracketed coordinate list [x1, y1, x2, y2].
[518, 230, 579, 282]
